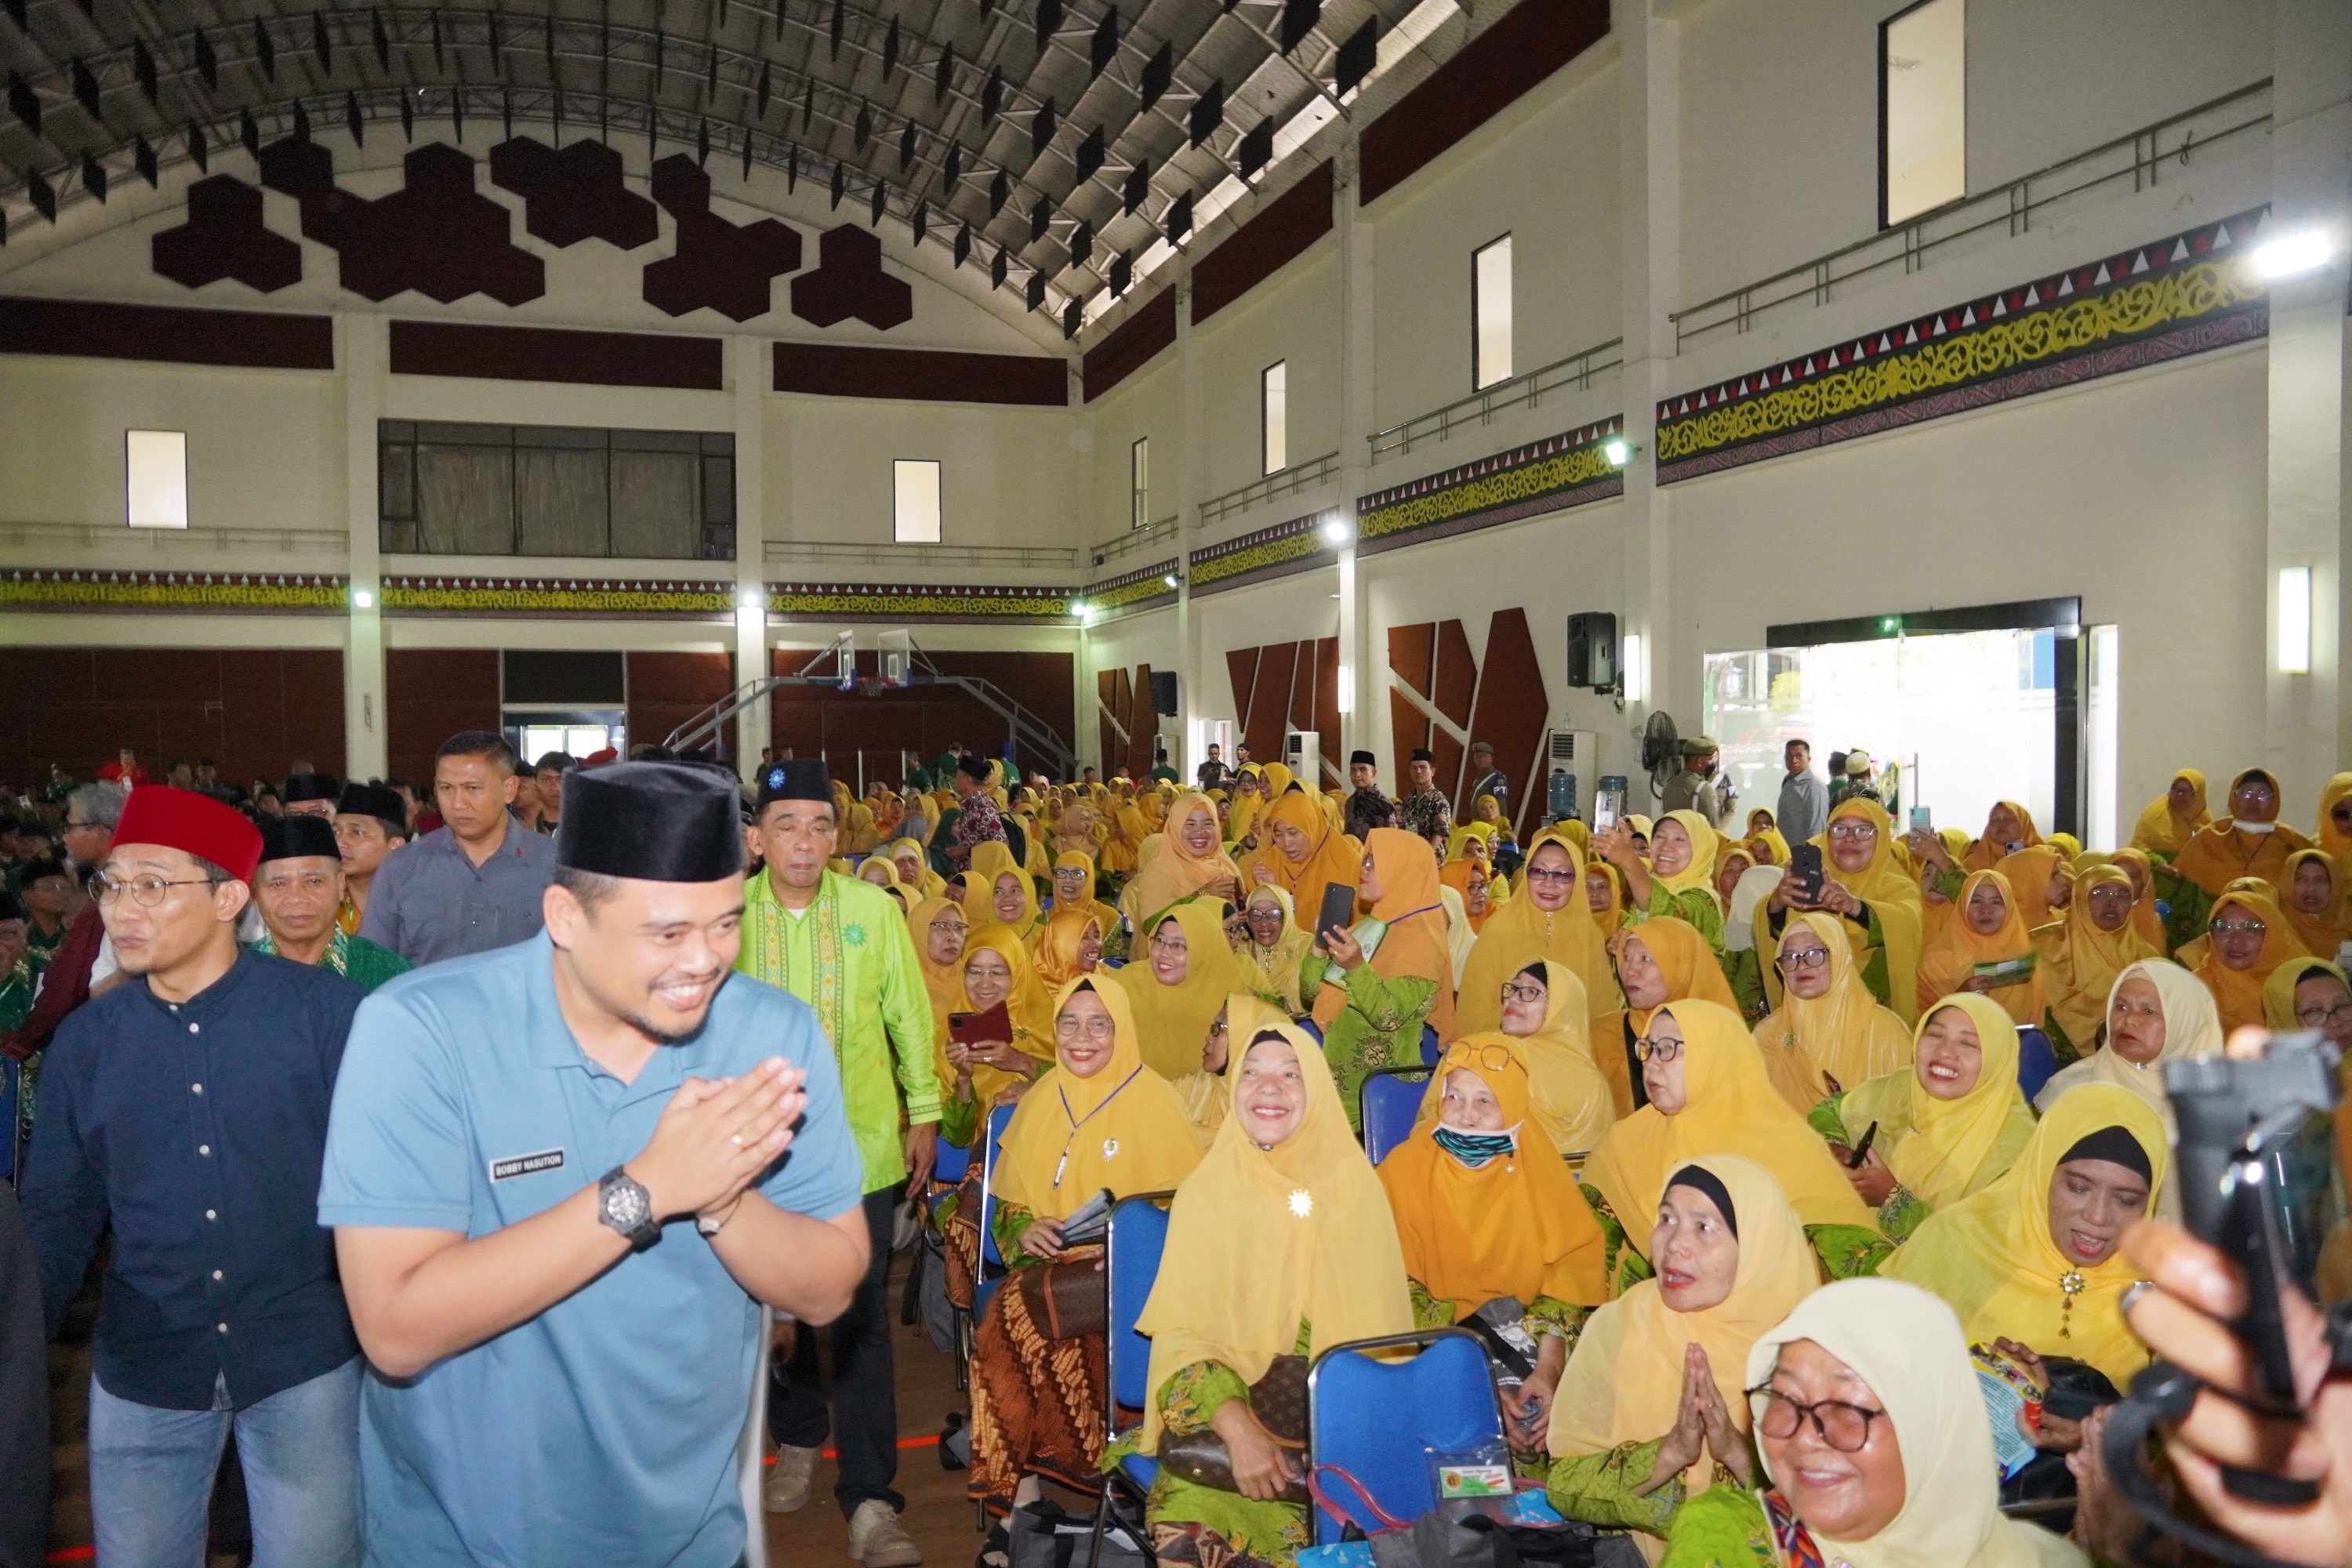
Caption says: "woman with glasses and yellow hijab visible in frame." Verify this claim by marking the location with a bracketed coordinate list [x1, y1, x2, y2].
[1047, 849, 1120, 939]
[936, 927, 1059, 1148]
[1242, 785, 1363, 948]
[2165, 768, 2312, 949]
[1595, 810, 1727, 957]
[1458, 826, 1612, 1037]
[1911, 870, 2045, 1028]
[1773, 799, 1926, 1025]
[1751, 913, 1913, 1113]
[1583, 998, 1885, 1295]
[1884, 1083, 2167, 1392]
[2031, 863, 2162, 1060]
[1127, 1018, 1414, 1568]
[2130, 768, 2212, 858]
[1485, 959, 1616, 1157]
[1124, 902, 1252, 1083]
[967, 977, 1206, 1521]
[1121, 792, 1244, 929]
[1305, 828, 1458, 1127]
[1806, 993, 2038, 1243]
[1546, 1156, 1816, 1562]
[2190, 885, 2302, 1033]
[1236, 885, 1315, 1015]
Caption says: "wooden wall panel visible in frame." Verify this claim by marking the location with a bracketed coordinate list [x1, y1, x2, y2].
[1126, 664, 1158, 780]
[1098, 667, 1129, 779]
[1243, 642, 1298, 767]
[1190, 162, 1336, 324]
[1462, 608, 1550, 835]
[1312, 636, 1343, 791]
[1387, 623, 1435, 697]
[626, 651, 735, 759]
[1225, 648, 1261, 724]
[0, 648, 343, 787]
[1082, 289, 1179, 402]
[387, 648, 499, 785]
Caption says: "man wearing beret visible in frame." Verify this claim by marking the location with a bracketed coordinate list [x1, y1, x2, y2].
[330, 782, 411, 935]
[320, 761, 869, 1566]
[23, 787, 368, 1566]
[249, 816, 412, 993]
[738, 760, 939, 1563]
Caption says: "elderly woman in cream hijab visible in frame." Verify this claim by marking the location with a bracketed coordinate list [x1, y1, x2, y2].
[2034, 957, 2221, 1222]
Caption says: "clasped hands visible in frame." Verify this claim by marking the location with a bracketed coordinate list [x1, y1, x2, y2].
[629, 1058, 807, 1235]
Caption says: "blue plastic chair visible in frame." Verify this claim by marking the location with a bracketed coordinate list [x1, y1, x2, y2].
[1307, 1328, 1509, 1545]
[1296, 1018, 1323, 1047]
[933, 1134, 973, 1189]
[1359, 1065, 1432, 1166]
[1085, 1191, 1178, 1566]
[2016, 1025, 2059, 1102]
[1419, 1022, 1443, 1066]
[974, 1102, 1018, 1312]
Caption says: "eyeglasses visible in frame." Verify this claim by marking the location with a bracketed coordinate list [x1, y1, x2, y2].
[1523, 866, 1576, 885]
[1775, 946, 1831, 974]
[1826, 822, 1877, 842]
[2296, 1000, 2352, 1028]
[1632, 1034, 1682, 1064]
[1149, 934, 1189, 955]
[1442, 1041, 1519, 1073]
[1499, 982, 1547, 1005]
[1055, 1014, 1117, 1040]
[1746, 1387, 1886, 1453]
[93, 871, 216, 907]
[2211, 919, 2269, 937]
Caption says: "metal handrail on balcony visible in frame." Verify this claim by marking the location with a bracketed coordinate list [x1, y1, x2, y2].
[1197, 451, 1341, 528]
[1669, 78, 2273, 350]
[0, 520, 351, 554]
[763, 539, 1080, 571]
[1089, 514, 1181, 569]
[1368, 339, 1627, 462]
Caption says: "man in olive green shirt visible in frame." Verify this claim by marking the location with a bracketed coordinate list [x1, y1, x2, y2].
[247, 815, 412, 993]
[735, 760, 937, 1566]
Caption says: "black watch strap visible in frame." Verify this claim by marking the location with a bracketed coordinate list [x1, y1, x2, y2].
[597, 1166, 662, 1252]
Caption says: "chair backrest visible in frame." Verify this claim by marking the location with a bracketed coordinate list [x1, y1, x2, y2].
[1359, 1065, 1432, 1166]
[931, 1132, 973, 1188]
[1104, 1192, 1174, 1432]
[2016, 1025, 2060, 1102]
[1307, 1329, 1508, 1545]
[1419, 1022, 1443, 1065]
[977, 1101, 1018, 1274]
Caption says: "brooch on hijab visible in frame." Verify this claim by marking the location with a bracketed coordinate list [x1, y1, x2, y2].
[1288, 1189, 1314, 1218]
[2057, 1269, 2087, 1337]
[1102, 1138, 1120, 1160]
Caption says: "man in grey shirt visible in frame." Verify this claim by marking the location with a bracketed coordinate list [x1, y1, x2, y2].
[1775, 738, 1828, 847]
[359, 731, 556, 967]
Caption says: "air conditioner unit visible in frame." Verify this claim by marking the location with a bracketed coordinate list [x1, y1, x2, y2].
[1283, 728, 1323, 791]
[1542, 728, 1599, 822]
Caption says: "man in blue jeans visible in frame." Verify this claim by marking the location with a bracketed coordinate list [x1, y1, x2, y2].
[23, 786, 365, 1567]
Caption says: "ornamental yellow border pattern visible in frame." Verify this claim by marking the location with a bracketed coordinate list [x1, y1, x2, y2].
[1657, 260, 2262, 463]
[382, 581, 734, 615]
[765, 586, 1073, 619]
[1359, 441, 1617, 540]
[0, 574, 347, 612]
[1088, 571, 1177, 612]
[1189, 528, 1320, 588]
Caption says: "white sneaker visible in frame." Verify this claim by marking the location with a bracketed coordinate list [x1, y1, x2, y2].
[764, 1444, 822, 1514]
[847, 1498, 923, 1567]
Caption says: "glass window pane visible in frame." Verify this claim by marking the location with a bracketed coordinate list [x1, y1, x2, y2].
[1883, 0, 1965, 224]
[1131, 437, 1149, 528]
[416, 444, 517, 554]
[1261, 361, 1287, 476]
[517, 448, 610, 555]
[610, 450, 699, 558]
[125, 430, 189, 528]
[894, 459, 942, 543]
[1474, 237, 1513, 390]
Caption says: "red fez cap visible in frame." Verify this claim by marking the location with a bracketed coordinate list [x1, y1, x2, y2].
[113, 786, 264, 882]
[583, 747, 619, 766]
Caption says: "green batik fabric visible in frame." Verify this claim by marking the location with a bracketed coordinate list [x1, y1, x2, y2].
[1659, 1484, 1776, 1568]
[1634, 884, 1727, 956]
[1578, 1183, 1655, 1297]
[1723, 947, 1769, 1025]
[1806, 1223, 1894, 1279]
[248, 928, 412, 993]
[1545, 1439, 1684, 1537]
[1134, 1319, 1317, 1568]
[1298, 956, 1437, 1133]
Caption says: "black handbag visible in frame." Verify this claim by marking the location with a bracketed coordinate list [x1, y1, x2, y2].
[1155, 1356, 1310, 1503]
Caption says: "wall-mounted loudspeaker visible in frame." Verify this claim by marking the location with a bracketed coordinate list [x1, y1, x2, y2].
[1150, 670, 1179, 716]
[1567, 612, 1618, 691]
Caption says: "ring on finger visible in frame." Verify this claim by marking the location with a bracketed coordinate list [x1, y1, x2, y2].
[731, 1133, 744, 1147]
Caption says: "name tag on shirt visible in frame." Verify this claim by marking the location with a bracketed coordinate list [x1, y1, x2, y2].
[488, 1148, 567, 1182]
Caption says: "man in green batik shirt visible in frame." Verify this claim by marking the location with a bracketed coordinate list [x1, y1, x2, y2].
[736, 759, 938, 1568]
[245, 816, 412, 993]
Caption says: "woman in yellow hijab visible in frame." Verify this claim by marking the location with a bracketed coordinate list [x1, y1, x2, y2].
[967, 976, 1206, 1519]
[1918, 827, 1973, 949]
[1586, 859, 1628, 940]
[1589, 917, 1739, 1120]
[1123, 902, 1250, 1083]
[1491, 959, 1615, 1156]
[1583, 998, 1882, 1293]
[1047, 849, 1120, 940]
[891, 836, 949, 901]
[1547, 1156, 1816, 1559]
[2191, 885, 2303, 1033]
[938, 925, 1060, 1147]
[1306, 828, 1459, 1122]
[1912, 869, 2045, 1028]
[1223, 765, 1267, 847]
[1033, 906, 1105, 989]
[1962, 801, 2042, 874]
[1598, 808, 1726, 954]
[2172, 768, 2313, 904]
[2032, 863, 2162, 1056]
[1243, 786, 1363, 946]
[1120, 792, 1243, 927]
[1809, 993, 2038, 1243]
[1995, 843, 2070, 931]
[1885, 1082, 2167, 1390]
[1766, 797, 1926, 1025]
[909, 894, 972, 1123]
[1752, 913, 1913, 1112]
[1098, 785, 1146, 875]
[2279, 846, 2352, 962]
[2131, 768, 2212, 856]
[1237, 884, 1315, 1014]
[1458, 827, 1611, 1036]
[1134, 1018, 1414, 1568]
[2106, 848, 2172, 953]
[965, 842, 1042, 940]
[840, 799, 881, 855]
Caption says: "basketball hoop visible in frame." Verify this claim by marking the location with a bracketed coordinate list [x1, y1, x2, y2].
[855, 676, 889, 699]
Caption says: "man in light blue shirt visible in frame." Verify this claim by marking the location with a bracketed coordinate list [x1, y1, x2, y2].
[1776, 738, 1829, 848]
[321, 761, 869, 1566]
[358, 731, 557, 967]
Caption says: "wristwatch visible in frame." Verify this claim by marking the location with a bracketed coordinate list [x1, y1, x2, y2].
[597, 1166, 662, 1252]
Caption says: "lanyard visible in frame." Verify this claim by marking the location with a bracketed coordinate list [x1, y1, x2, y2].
[1054, 1065, 1142, 1188]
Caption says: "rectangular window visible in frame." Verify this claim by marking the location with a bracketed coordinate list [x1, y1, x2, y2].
[376, 420, 734, 559]
[1261, 361, 1287, 476]
[125, 430, 188, 528]
[894, 459, 943, 543]
[1131, 437, 1151, 528]
[1881, 0, 1965, 226]
[1472, 235, 1513, 390]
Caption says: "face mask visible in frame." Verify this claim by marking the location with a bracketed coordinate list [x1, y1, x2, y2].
[2238, 819, 2278, 834]
[1432, 1125, 1517, 1169]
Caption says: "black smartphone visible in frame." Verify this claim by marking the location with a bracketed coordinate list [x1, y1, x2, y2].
[1789, 842, 1826, 903]
[1845, 1120, 1878, 1170]
[1316, 882, 1358, 947]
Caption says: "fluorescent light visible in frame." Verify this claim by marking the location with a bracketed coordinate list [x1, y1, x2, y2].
[1070, 599, 1091, 622]
[1621, 633, 1646, 703]
[351, 588, 375, 610]
[2253, 231, 2332, 280]
[1337, 663, 1354, 715]
[739, 588, 764, 610]
[1603, 437, 1631, 467]
[1321, 514, 1352, 546]
[2278, 565, 2312, 673]
[125, 430, 188, 528]
[1163, 572, 1180, 589]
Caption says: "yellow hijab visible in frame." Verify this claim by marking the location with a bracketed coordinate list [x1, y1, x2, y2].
[1136, 1018, 1414, 1450]
[909, 894, 968, 1080]
[1239, 884, 1316, 1014]
[1584, 998, 1881, 1244]
[2034, 864, 2162, 1048]
[1841, 993, 2036, 1212]
[1885, 1083, 2168, 1388]
[1996, 843, 2068, 931]
[2172, 768, 2313, 897]
[1817, 797, 1926, 1025]
[1315, 826, 1459, 1043]
[1247, 786, 1363, 943]
[1914, 869, 2044, 1028]
[1588, 861, 1628, 938]
[1963, 801, 2042, 873]
[1752, 913, 1915, 1111]
[2106, 848, 2172, 952]
[1380, 1034, 1609, 1317]
[1457, 826, 1611, 1036]
[1589, 917, 1740, 1120]
[1550, 1155, 1817, 1494]
[2279, 847, 2351, 960]
[952, 924, 1059, 1104]
[2193, 888, 2303, 1033]
[1049, 848, 1120, 938]
[1745, 1279, 2093, 1568]
[1504, 960, 1615, 1157]
[1653, 808, 1724, 907]
[1123, 901, 1250, 1083]
[2130, 768, 2211, 856]
[993, 975, 1205, 1220]
[1224, 767, 1266, 844]
[1120, 791, 1241, 925]
[1033, 906, 1104, 989]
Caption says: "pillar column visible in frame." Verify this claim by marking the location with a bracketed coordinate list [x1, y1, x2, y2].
[1334, 129, 1374, 777]
[731, 336, 771, 782]
[1174, 270, 1201, 775]
[340, 313, 388, 779]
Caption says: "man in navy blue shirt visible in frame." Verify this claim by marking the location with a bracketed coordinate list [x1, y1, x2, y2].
[24, 786, 365, 1568]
